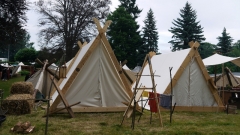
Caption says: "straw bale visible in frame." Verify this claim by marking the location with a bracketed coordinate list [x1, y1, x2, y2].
[24, 82, 34, 95]
[1, 94, 34, 115]
[10, 82, 34, 95]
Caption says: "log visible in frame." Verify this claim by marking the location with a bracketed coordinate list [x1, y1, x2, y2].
[24, 126, 35, 133]
[21, 121, 31, 130]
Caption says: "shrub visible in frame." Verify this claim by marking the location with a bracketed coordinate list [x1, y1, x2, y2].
[19, 70, 30, 76]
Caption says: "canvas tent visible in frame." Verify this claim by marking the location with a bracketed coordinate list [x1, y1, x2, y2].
[49, 18, 132, 113]
[11, 62, 24, 76]
[26, 68, 54, 98]
[210, 72, 240, 88]
[122, 65, 137, 86]
[134, 42, 224, 112]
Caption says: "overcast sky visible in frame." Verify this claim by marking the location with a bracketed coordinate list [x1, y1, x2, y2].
[25, 0, 240, 54]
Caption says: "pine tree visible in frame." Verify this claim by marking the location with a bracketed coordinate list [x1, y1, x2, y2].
[138, 8, 159, 65]
[169, 2, 205, 51]
[216, 27, 233, 56]
[119, 0, 142, 19]
[199, 42, 216, 59]
[107, 7, 141, 69]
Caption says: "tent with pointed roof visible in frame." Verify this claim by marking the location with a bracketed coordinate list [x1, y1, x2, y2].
[49, 18, 132, 113]
[134, 41, 225, 112]
[210, 72, 240, 88]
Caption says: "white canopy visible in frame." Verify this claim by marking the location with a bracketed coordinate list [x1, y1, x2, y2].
[203, 54, 240, 67]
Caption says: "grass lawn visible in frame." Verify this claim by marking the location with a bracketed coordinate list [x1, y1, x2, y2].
[0, 76, 240, 135]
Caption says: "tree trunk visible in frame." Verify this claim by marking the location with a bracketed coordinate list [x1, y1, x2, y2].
[65, 44, 74, 62]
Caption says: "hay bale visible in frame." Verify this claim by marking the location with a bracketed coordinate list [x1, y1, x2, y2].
[1, 94, 34, 115]
[24, 82, 34, 95]
[10, 82, 34, 95]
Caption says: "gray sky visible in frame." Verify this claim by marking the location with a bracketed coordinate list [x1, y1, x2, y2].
[25, 0, 240, 54]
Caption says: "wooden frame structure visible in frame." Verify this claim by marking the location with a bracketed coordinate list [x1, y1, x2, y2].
[121, 52, 163, 128]
[49, 18, 132, 113]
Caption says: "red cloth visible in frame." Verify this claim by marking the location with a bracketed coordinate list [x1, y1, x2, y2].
[148, 92, 160, 112]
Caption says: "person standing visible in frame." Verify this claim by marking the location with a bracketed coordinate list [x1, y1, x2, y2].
[6, 67, 10, 80]
[0, 65, 2, 80]
[2, 67, 6, 81]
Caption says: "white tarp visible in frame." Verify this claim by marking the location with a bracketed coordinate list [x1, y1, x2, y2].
[52, 38, 130, 108]
[203, 54, 240, 67]
[134, 48, 218, 109]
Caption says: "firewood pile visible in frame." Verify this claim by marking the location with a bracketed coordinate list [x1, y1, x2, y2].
[10, 121, 35, 134]
[1, 82, 35, 115]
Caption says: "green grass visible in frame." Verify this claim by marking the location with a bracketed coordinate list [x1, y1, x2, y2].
[0, 75, 25, 99]
[1, 76, 240, 135]
[1, 110, 240, 135]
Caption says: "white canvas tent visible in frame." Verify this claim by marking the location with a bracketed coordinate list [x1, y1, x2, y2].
[134, 42, 224, 112]
[12, 62, 25, 75]
[26, 68, 53, 98]
[49, 18, 132, 113]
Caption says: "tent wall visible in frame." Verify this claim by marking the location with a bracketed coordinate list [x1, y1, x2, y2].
[27, 69, 53, 98]
[173, 58, 218, 107]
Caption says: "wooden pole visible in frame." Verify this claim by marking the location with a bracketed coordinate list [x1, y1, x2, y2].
[169, 67, 173, 124]
[222, 64, 225, 105]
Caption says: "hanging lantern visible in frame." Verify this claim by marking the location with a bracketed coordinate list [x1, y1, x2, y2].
[59, 64, 67, 78]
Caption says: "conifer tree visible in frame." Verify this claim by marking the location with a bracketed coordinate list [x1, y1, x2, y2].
[107, 7, 141, 69]
[169, 2, 205, 51]
[119, 0, 142, 19]
[216, 27, 233, 56]
[138, 8, 159, 65]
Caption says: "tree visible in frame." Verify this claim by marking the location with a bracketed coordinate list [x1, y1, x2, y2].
[168, 2, 205, 51]
[229, 40, 240, 57]
[0, 0, 28, 61]
[119, 0, 142, 19]
[15, 48, 37, 62]
[23, 33, 34, 49]
[228, 40, 240, 72]
[35, 0, 111, 62]
[138, 8, 158, 65]
[198, 42, 216, 59]
[216, 27, 233, 56]
[107, 7, 141, 69]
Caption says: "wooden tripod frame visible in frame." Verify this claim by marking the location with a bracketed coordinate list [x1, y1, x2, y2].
[121, 52, 163, 128]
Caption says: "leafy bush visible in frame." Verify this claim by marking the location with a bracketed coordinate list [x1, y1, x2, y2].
[14, 48, 37, 62]
[19, 70, 30, 76]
